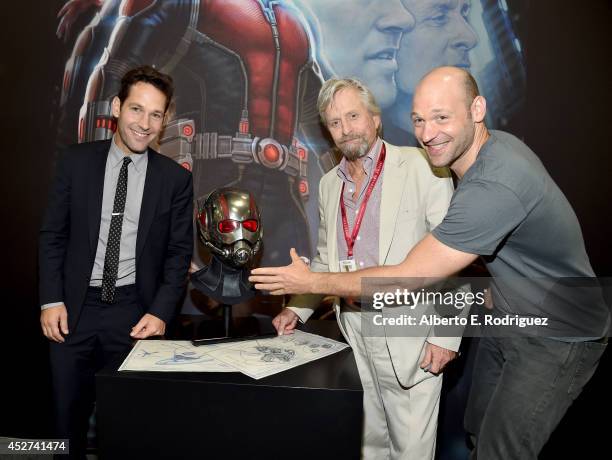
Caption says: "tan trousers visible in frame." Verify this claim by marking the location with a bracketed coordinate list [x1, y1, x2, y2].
[340, 310, 442, 460]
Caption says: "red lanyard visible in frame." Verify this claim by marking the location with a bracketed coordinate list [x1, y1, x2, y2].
[340, 143, 386, 259]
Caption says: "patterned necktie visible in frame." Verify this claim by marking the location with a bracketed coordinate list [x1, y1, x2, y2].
[101, 156, 132, 303]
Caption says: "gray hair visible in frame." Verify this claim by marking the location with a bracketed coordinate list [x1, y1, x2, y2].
[317, 78, 382, 135]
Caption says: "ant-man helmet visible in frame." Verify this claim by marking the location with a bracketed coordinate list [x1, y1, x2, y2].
[197, 187, 263, 267]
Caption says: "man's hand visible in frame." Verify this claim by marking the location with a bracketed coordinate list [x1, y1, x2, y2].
[250, 248, 314, 295]
[130, 313, 166, 339]
[420, 342, 457, 374]
[272, 309, 299, 336]
[41, 304, 70, 343]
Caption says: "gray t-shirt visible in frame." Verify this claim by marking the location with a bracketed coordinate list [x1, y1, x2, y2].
[432, 130, 608, 338]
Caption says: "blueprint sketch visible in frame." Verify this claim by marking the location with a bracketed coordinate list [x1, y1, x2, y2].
[206, 330, 349, 380]
[118, 340, 236, 372]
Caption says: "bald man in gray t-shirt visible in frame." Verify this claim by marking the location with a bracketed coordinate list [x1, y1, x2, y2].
[433, 130, 608, 338]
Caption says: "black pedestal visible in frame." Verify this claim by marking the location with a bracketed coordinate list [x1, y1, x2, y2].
[96, 319, 363, 460]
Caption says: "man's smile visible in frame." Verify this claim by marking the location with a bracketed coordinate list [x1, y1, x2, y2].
[425, 141, 450, 155]
[130, 128, 150, 138]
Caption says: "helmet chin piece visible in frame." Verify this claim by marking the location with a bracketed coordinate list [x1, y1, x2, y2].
[230, 240, 253, 267]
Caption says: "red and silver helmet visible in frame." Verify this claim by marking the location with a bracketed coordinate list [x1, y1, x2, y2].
[196, 187, 263, 267]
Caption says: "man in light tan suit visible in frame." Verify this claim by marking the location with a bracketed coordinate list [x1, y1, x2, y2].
[272, 78, 462, 459]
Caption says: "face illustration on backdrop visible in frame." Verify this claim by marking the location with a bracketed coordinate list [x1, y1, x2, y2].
[397, 0, 478, 100]
[297, 0, 415, 109]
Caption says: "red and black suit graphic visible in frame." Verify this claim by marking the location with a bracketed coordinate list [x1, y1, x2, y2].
[56, 0, 122, 148]
[80, 0, 333, 269]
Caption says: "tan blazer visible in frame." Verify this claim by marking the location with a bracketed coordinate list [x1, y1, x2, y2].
[288, 141, 464, 387]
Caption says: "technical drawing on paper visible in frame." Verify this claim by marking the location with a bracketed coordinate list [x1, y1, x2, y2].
[118, 340, 236, 372]
[206, 330, 349, 379]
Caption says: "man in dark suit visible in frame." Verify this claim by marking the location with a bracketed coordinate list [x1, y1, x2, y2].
[39, 65, 193, 458]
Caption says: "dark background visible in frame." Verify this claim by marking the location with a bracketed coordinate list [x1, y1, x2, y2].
[1, 0, 610, 457]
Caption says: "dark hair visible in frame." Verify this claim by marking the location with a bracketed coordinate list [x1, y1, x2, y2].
[117, 65, 174, 112]
[462, 71, 480, 110]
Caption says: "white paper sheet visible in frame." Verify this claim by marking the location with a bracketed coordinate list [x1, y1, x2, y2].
[118, 340, 236, 372]
[206, 330, 349, 379]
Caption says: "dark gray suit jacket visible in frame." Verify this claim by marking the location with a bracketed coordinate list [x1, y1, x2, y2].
[39, 140, 193, 331]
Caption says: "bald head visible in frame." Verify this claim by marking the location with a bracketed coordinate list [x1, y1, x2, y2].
[416, 66, 480, 111]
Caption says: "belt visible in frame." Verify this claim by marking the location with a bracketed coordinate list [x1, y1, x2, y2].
[158, 119, 312, 200]
[88, 284, 136, 293]
[159, 119, 308, 178]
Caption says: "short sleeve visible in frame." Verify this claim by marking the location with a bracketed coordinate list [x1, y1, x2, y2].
[432, 179, 527, 255]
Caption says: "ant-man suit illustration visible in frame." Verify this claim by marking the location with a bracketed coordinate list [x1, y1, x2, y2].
[79, 0, 334, 268]
[56, 0, 122, 148]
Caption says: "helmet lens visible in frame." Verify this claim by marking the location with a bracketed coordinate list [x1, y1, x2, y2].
[218, 219, 239, 233]
[242, 219, 259, 232]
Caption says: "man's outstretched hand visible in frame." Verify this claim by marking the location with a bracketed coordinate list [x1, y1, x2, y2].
[250, 248, 314, 295]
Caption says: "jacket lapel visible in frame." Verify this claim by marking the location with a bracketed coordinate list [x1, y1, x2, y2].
[88, 141, 111, 257]
[326, 175, 342, 271]
[379, 142, 409, 265]
[136, 150, 161, 259]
